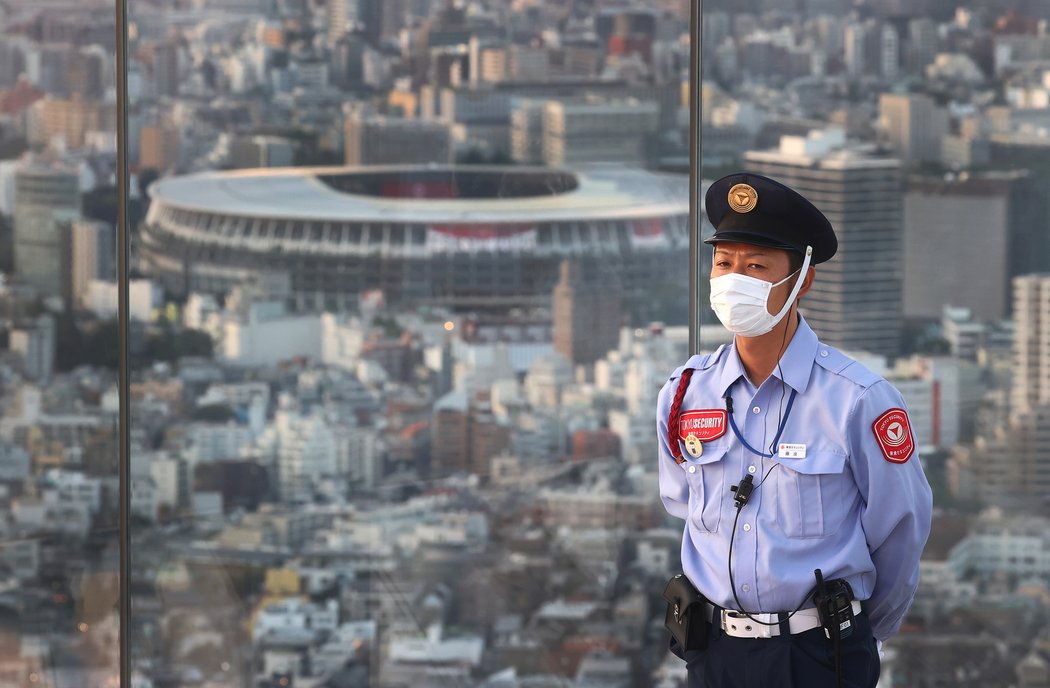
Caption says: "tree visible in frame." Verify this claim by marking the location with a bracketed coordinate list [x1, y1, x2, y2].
[192, 404, 237, 423]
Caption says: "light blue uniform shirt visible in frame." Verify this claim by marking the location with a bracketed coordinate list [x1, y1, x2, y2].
[656, 316, 933, 642]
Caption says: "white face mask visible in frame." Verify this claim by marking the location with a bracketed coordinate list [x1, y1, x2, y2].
[709, 245, 813, 338]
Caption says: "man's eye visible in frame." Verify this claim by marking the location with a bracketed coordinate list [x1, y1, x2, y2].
[748, 264, 764, 270]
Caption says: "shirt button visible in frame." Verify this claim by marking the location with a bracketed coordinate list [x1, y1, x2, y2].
[748, 465, 757, 474]
[752, 406, 761, 414]
[820, 350, 829, 358]
[743, 523, 751, 532]
[742, 584, 751, 593]
[688, 465, 696, 474]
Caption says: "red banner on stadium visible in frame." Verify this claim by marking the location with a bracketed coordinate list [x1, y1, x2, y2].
[426, 224, 537, 253]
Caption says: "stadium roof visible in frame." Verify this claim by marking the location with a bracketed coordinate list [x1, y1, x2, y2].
[148, 164, 689, 223]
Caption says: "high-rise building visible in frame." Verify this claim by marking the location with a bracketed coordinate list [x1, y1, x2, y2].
[431, 391, 471, 476]
[26, 95, 117, 149]
[552, 260, 622, 367]
[430, 391, 510, 478]
[13, 163, 80, 298]
[343, 109, 452, 166]
[139, 125, 180, 171]
[331, 33, 368, 91]
[359, 0, 407, 44]
[904, 171, 1047, 322]
[541, 99, 659, 167]
[479, 46, 508, 83]
[907, 18, 938, 74]
[229, 135, 296, 168]
[844, 22, 866, 78]
[9, 315, 55, 382]
[510, 98, 547, 164]
[153, 42, 180, 98]
[327, 0, 357, 46]
[948, 273, 1050, 515]
[510, 45, 549, 81]
[903, 173, 1016, 321]
[67, 48, 105, 100]
[1012, 274, 1050, 415]
[67, 220, 114, 309]
[880, 24, 900, 81]
[879, 93, 949, 163]
[743, 129, 903, 356]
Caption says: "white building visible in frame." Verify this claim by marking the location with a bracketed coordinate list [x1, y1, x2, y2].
[256, 403, 338, 502]
[8, 315, 55, 382]
[946, 514, 1050, 579]
[184, 422, 255, 464]
[332, 424, 380, 490]
[43, 469, 102, 514]
[524, 352, 572, 408]
[891, 356, 962, 451]
[252, 597, 339, 643]
[0, 539, 40, 581]
[221, 308, 324, 367]
[0, 443, 30, 481]
[86, 278, 160, 321]
[11, 493, 91, 539]
[320, 313, 367, 371]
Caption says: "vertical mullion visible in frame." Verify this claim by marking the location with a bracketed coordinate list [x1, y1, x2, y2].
[689, 0, 704, 356]
[115, 0, 131, 686]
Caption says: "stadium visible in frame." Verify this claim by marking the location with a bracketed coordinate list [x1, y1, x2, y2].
[138, 165, 690, 320]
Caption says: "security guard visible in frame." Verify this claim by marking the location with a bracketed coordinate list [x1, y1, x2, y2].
[657, 173, 933, 688]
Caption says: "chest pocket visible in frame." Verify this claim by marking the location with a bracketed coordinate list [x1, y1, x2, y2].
[774, 450, 849, 539]
[682, 442, 729, 534]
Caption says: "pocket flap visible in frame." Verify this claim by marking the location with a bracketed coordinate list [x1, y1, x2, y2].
[775, 450, 846, 475]
[678, 442, 729, 468]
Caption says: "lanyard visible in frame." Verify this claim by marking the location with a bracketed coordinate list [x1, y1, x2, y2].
[724, 387, 798, 459]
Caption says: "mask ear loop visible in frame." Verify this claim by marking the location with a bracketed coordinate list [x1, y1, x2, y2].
[768, 245, 813, 326]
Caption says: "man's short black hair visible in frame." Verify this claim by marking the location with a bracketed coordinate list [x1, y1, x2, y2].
[788, 250, 804, 275]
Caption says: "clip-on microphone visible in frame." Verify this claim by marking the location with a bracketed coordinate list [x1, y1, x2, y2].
[730, 474, 754, 510]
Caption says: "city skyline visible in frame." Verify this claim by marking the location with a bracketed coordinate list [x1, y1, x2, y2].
[2, 0, 1050, 686]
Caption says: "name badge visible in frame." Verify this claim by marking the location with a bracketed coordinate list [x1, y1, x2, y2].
[777, 442, 807, 459]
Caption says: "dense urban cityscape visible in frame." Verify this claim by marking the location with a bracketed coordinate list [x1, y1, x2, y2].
[2, 0, 1050, 685]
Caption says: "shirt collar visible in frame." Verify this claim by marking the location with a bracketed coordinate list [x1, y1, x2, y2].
[715, 315, 819, 398]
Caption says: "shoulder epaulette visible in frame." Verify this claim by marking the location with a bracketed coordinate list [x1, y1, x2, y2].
[668, 345, 725, 382]
[814, 346, 882, 390]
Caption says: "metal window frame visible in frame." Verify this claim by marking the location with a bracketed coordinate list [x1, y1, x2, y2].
[115, 0, 131, 686]
[689, 0, 704, 356]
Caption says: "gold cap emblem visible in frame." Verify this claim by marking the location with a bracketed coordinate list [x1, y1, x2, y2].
[727, 183, 758, 213]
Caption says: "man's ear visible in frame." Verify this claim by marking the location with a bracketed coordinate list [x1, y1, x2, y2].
[796, 267, 815, 302]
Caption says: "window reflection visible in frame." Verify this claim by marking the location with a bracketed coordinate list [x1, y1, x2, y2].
[129, 0, 690, 686]
[700, 2, 1050, 686]
[0, 0, 121, 686]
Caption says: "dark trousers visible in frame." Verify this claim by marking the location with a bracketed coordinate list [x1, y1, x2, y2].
[670, 611, 880, 688]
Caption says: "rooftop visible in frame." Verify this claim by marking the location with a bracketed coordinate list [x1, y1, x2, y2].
[147, 164, 689, 223]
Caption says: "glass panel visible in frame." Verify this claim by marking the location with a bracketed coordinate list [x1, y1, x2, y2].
[130, 1, 692, 687]
[0, 1, 121, 686]
[700, 0, 1047, 682]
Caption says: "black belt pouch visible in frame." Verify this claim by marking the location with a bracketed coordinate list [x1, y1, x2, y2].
[663, 573, 710, 651]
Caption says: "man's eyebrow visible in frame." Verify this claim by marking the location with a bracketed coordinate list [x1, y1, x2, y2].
[713, 249, 771, 258]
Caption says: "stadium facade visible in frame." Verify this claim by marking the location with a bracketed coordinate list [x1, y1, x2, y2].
[139, 165, 690, 321]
